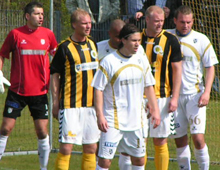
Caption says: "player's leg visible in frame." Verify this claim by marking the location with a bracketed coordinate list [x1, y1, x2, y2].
[0, 117, 16, 159]
[174, 135, 191, 170]
[119, 153, 132, 170]
[153, 138, 169, 170]
[30, 94, 49, 170]
[0, 90, 25, 160]
[150, 98, 170, 170]
[97, 127, 122, 169]
[81, 107, 100, 170]
[171, 96, 191, 170]
[55, 143, 73, 170]
[119, 129, 146, 170]
[187, 92, 209, 170]
[192, 134, 209, 170]
[34, 119, 50, 170]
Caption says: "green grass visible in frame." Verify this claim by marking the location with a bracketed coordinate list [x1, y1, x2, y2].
[0, 153, 220, 170]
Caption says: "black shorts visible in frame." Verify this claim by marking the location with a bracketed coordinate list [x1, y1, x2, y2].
[3, 90, 49, 120]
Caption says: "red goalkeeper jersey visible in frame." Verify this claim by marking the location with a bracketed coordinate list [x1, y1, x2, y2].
[0, 25, 57, 96]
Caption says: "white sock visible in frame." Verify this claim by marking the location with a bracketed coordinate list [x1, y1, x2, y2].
[38, 135, 50, 170]
[96, 164, 108, 170]
[0, 135, 8, 160]
[131, 165, 145, 170]
[119, 154, 132, 170]
[194, 144, 210, 170]
[176, 145, 191, 170]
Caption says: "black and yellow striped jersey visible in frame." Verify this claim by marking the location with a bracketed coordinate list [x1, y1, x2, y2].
[50, 36, 98, 109]
[141, 29, 182, 98]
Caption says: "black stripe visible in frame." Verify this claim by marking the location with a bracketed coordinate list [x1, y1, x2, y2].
[75, 44, 87, 106]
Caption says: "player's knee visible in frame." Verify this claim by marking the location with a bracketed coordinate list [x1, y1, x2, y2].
[131, 156, 145, 166]
[98, 158, 112, 168]
[83, 143, 97, 154]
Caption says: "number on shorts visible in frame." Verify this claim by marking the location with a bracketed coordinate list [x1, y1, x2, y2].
[189, 115, 201, 125]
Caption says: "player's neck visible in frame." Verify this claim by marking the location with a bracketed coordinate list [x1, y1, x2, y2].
[109, 40, 118, 49]
[71, 34, 86, 42]
[145, 28, 161, 38]
[26, 23, 39, 31]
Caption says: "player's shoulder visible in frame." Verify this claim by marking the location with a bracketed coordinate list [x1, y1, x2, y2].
[97, 39, 109, 46]
[190, 30, 209, 40]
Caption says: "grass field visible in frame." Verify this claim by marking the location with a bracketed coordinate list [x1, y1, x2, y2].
[0, 152, 220, 170]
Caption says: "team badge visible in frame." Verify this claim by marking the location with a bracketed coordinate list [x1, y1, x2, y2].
[91, 50, 98, 59]
[193, 39, 198, 43]
[41, 39, 45, 45]
[75, 64, 82, 72]
[7, 107, 13, 114]
[153, 45, 163, 55]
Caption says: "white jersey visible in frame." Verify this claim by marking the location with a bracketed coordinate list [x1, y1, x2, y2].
[97, 39, 145, 61]
[92, 50, 155, 131]
[167, 29, 219, 94]
[97, 40, 116, 61]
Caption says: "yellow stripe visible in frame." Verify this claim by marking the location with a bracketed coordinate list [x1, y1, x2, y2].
[64, 55, 71, 107]
[202, 43, 211, 59]
[70, 43, 82, 108]
[110, 64, 144, 129]
[181, 42, 201, 92]
[146, 38, 154, 64]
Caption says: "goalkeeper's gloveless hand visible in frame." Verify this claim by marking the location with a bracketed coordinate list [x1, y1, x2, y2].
[0, 70, 11, 94]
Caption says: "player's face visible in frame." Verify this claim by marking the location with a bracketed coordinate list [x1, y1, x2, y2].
[73, 14, 92, 37]
[174, 13, 194, 35]
[26, 7, 44, 29]
[146, 12, 164, 35]
[122, 32, 141, 54]
[109, 28, 121, 48]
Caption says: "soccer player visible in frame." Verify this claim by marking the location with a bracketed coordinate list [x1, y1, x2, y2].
[50, 8, 100, 170]
[0, 2, 57, 170]
[168, 5, 219, 170]
[97, 19, 125, 61]
[92, 23, 160, 170]
[140, 6, 182, 170]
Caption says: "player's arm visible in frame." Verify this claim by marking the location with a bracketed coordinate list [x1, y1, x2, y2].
[144, 86, 160, 128]
[51, 73, 60, 120]
[94, 88, 108, 132]
[169, 60, 182, 113]
[0, 56, 11, 94]
[198, 66, 215, 107]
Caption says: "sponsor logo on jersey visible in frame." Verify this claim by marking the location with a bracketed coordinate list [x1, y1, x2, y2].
[41, 39, 45, 45]
[120, 78, 142, 86]
[81, 48, 90, 52]
[153, 45, 163, 55]
[75, 61, 98, 72]
[146, 41, 155, 44]
[21, 39, 27, 44]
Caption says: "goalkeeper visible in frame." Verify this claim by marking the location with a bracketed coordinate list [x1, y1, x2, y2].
[0, 2, 57, 170]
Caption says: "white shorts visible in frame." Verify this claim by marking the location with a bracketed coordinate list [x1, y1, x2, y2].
[149, 97, 171, 138]
[98, 127, 146, 159]
[58, 107, 100, 145]
[170, 92, 206, 138]
[142, 98, 149, 138]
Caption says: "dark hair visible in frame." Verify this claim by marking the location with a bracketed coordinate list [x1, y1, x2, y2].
[118, 23, 140, 49]
[174, 5, 193, 19]
[23, 1, 43, 20]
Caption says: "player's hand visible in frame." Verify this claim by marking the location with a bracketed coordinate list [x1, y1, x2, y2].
[0, 70, 11, 94]
[150, 112, 161, 129]
[168, 97, 178, 113]
[198, 92, 210, 107]
[163, 7, 170, 18]
[97, 114, 109, 132]
[135, 12, 143, 21]
[52, 103, 59, 120]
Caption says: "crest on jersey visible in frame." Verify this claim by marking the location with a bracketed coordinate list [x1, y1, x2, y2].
[41, 39, 45, 45]
[193, 39, 198, 43]
[91, 50, 98, 59]
[153, 45, 163, 55]
[8, 107, 13, 114]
